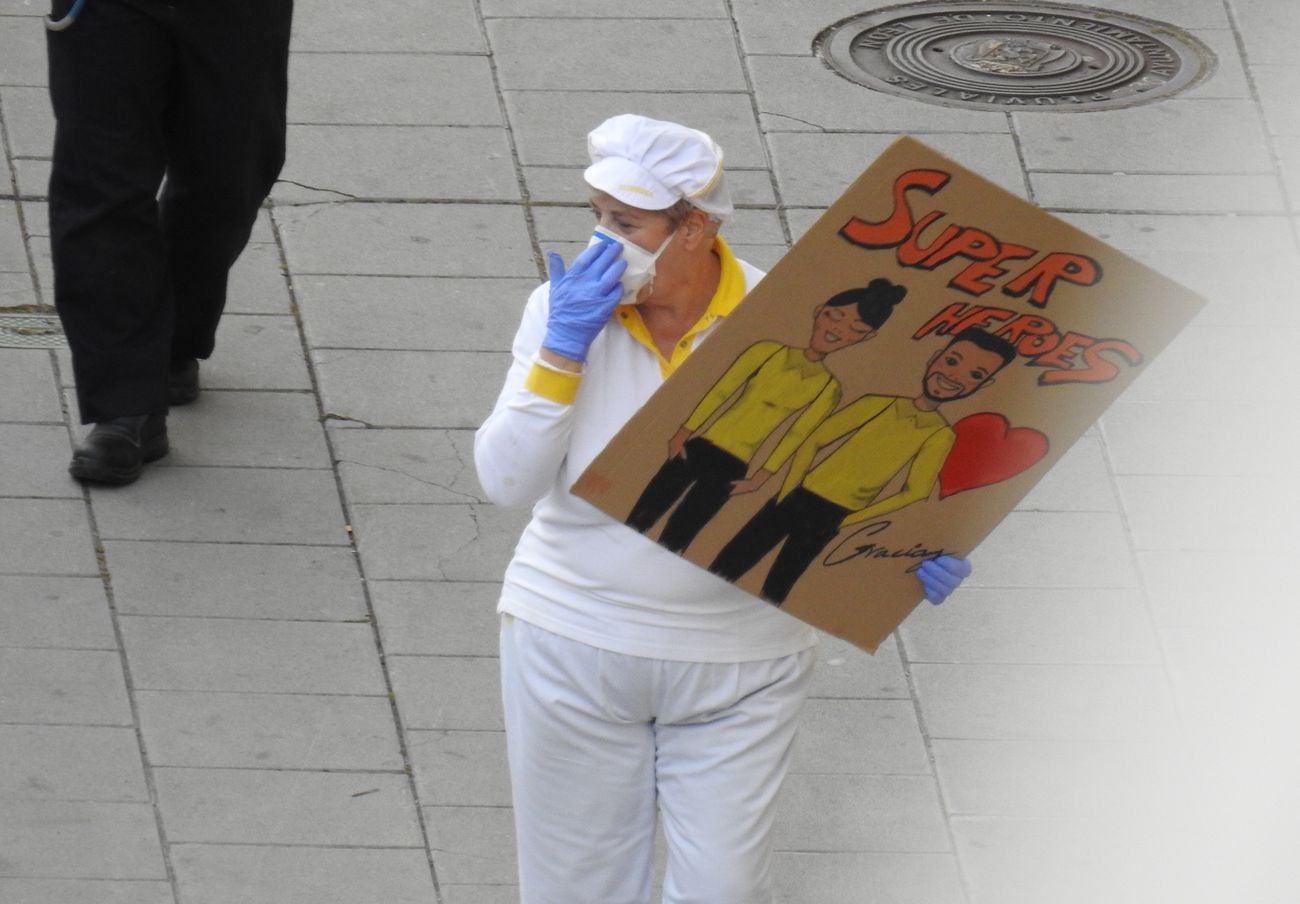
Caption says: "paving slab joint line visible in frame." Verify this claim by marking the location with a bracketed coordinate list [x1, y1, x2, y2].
[62, 477, 186, 900]
[266, 199, 449, 903]
[892, 626, 975, 904]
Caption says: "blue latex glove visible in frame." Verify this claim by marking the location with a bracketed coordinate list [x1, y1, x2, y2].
[541, 240, 626, 362]
[917, 555, 972, 605]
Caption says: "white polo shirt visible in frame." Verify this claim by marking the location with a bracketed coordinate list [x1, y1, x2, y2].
[474, 238, 817, 663]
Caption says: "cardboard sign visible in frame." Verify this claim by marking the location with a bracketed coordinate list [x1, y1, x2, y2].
[572, 136, 1204, 653]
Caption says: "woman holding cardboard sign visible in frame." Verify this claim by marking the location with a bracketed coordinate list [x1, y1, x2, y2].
[475, 114, 971, 903]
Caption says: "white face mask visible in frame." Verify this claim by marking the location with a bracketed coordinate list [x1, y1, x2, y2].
[587, 225, 675, 304]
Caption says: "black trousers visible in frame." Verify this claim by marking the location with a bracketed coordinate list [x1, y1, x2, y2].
[709, 486, 849, 604]
[625, 438, 748, 553]
[46, 0, 292, 422]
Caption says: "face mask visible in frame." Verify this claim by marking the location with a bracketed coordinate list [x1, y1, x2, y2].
[587, 225, 675, 304]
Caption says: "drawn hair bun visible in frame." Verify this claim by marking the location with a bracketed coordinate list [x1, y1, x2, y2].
[865, 277, 907, 307]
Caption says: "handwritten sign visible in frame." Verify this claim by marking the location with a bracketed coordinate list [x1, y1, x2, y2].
[573, 136, 1204, 653]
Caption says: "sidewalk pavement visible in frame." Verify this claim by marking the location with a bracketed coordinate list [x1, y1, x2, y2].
[2, 1, 1298, 902]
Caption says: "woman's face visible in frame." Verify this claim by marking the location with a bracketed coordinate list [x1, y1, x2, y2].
[588, 191, 676, 254]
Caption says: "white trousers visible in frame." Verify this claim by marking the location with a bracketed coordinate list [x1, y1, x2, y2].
[499, 616, 815, 904]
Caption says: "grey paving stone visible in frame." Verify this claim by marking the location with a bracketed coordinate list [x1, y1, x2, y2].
[440, 886, 520, 904]
[791, 699, 929, 775]
[370, 580, 500, 657]
[0, 649, 132, 725]
[1015, 100, 1272, 173]
[89, 467, 349, 546]
[330, 427, 485, 505]
[1231, 0, 1300, 65]
[0, 85, 53, 157]
[951, 814, 1195, 904]
[0, 801, 165, 879]
[1137, 548, 1293, 629]
[0, 200, 27, 271]
[1102, 398, 1280, 477]
[313, 349, 509, 427]
[1258, 66, 1300, 134]
[731, 0, 884, 55]
[1273, 135, 1300, 213]
[225, 242, 291, 315]
[120, 617, 387, 695]
[388, 655, 502, 730]
[808, 633, 910, 699]
[1117, 473, 1291, 554]
[1053, 213, 1296, 329]
[0, 878, 173, 904]
[750, 54, 1008, 135]
[966, 511, 1139, 589]
[1014, 434, 1118, 513]
[12, 158, 49, 200]
[772, 851, 965, 904]
[350, 503, 526, 582]
[900, 587, 1162, 665]
[290, 0, 486, 52]
[137, 691, 403, 770]
[0, 575, 114, 649]
[767, 132, 1026, 207]
[290, 53, 501, 126]
[154, 768, 422, 846]
[1031, 171, 1284, 214]
[0, 499, 97, 577]
[278, 125, 520, 202]
[0, 725, 147, 802]
[423, 805, 517, 885]
[0, 349, 62, 422]
[205, 314, 312, 391]
[1177, 28, 1250, 101]
[18, 197, 47, 236]
[408, 729, 510, 806]
[171, 845, 437, 904]
[103, 539, 365, 620]
[483, 0, 723, 15]
[0, 424, 77, 497]
[275, 202, 535, 277]
[0, 20, 45, 86]
[911, 662, 1180, 740]
[295, 275, 531, 351]
[503, 90, 765, 168]
[487, 18, 746, 92]
[0, 270, 38, 308]
[148, 391, 329, 469]
[932, 738, 1189, 817]
[775, 773, 950, 852]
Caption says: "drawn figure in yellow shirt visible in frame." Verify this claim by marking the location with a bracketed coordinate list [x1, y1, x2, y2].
[709, 327, 1017, 604]
[626, 279, 908, 553]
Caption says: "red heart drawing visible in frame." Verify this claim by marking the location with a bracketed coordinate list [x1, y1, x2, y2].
[938, 412, 1049, 499]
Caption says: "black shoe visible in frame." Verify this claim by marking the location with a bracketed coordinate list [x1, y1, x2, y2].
[69, 414, 169, 486]
[169, 358, 200, 406]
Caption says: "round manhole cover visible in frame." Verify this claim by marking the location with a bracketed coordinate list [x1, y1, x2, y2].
[815, 2, 1215, 112]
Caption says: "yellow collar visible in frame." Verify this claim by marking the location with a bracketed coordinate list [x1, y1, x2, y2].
[615, 236, 747, 378]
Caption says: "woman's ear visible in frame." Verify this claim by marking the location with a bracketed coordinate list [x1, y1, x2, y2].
[681, 207, 714, 250]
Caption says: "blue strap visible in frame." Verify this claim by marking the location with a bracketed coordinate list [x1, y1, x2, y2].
[45, 0, 87, 32]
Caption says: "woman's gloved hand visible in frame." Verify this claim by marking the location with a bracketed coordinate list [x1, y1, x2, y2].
[541, 241, 627, 363]
[917, 555, 972, 605]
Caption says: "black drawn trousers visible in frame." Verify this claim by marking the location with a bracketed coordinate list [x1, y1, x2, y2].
[626, 438, 748, 553]
[46, 0, 292, 422]
[709, 487, 850, 605]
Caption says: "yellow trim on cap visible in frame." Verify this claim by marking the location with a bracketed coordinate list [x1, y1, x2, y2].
[616, 236, 747, 378]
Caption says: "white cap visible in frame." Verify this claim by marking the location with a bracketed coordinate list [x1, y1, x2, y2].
[584, 114, 734, 222]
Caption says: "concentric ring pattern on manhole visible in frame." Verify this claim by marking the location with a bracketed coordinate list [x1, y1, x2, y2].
[816, 2, 1215, 112]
